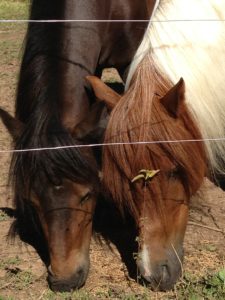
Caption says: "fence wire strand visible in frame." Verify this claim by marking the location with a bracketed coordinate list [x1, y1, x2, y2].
[0, 138, 224, 153]
[0, 18, 225, 153]
[0, 19, 225, 23]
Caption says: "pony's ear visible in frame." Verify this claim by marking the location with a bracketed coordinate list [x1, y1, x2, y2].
[160, 78, 185, 118]
[0, 108, 24, 140]
[86, 76, 121, 110]
[72, 101, 109, 142]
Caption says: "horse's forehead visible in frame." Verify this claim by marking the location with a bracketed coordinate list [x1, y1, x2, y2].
[65, 180, 92, 195]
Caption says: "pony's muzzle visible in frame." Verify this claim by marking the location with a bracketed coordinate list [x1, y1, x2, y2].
[137, 247, 183, 291]
[47, 262, 89, 292]
[141, 263, 181, 291]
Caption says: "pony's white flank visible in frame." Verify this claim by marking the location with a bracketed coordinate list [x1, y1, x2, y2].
[126, 0, 225, 175]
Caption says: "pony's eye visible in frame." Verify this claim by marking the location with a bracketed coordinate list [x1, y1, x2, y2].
[167, 167, 180, 179]
[80, 192, 91, 204]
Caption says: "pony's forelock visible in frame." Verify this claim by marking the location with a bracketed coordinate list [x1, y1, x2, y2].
[103, 54, 206, 220]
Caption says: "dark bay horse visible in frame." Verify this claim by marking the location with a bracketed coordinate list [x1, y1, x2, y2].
[0, 0, 159, 292]
[88, 0, 225, 291]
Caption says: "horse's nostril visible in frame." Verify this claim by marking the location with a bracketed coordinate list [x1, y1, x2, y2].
[76, 267, 83, 277]
[47, 265, 55, 277]
[161, 264, 170, 282]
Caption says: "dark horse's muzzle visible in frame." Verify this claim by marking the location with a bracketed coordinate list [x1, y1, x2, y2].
[47, 263, 89, 292]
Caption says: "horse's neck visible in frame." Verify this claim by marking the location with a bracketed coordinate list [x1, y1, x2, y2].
[59, 14, 102, 129]
[126, 0, 225, 174]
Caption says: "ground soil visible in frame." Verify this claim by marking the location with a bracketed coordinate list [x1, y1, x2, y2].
[0, 29, 224, 300]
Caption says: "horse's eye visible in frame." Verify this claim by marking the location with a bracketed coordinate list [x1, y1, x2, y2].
[167, 167, 180, 179]
[54, 185, 63, 190]
[80, 192, 91, 204]
[53, 185, 64, 193]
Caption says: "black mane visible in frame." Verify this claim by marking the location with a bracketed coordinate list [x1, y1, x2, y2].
[16, 0, 64, 121]
[11, 0, 100, 211]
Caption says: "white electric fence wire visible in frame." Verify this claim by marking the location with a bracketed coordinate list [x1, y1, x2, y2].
[0, 138, 225, 153]
[0, 19, 225, 153]
[0, 19, 225, 23]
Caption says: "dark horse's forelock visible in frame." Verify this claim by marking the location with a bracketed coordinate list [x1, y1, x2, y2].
[103, 54, 207, 221]
[11, 121, 99, 204]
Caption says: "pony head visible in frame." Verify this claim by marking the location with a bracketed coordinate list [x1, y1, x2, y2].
[89, 60, 207, 291]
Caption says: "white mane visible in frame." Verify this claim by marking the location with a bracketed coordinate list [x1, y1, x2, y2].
[126, 0, 225, 175]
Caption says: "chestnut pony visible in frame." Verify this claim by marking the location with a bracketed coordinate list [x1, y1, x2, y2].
[0, 0, 159, 292]
[89, 0, 225, 291]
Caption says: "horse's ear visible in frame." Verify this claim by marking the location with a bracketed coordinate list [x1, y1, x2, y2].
[72, 101, 108, 142]
[160, 78, 185, 118]
[0, 108, 24, 140]
[86, 76, 121, 110]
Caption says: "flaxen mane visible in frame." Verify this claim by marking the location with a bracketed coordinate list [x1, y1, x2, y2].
[103, 54, 206, 220]
[126, 0, 225, 176]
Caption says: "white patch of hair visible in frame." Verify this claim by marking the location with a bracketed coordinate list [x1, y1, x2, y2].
[126, 0, 225, 175]
[139, 244, 152, 277]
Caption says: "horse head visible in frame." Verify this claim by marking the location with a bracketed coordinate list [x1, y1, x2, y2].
[0, 102, 107, 291]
